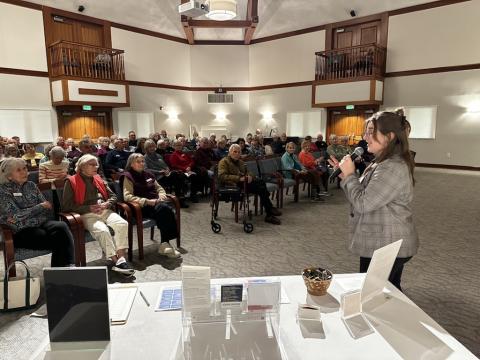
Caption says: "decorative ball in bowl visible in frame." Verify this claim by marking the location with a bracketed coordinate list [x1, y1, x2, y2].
[302, 267, 333, 296]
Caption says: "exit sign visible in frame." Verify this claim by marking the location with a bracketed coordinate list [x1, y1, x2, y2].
[346, 105, 355, 110]
[82, 105, 92, 111]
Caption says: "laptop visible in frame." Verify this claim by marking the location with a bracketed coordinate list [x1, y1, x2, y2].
[44, 267, 110, 351]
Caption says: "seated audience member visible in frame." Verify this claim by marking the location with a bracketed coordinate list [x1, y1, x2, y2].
[279, 133, 288, 153]
[236, 138, 250, 158]
[109, 134, 118, 149]
[314, 133, 328, 155]
[298, 140, 329, 197]
[160, 130, 168, 139]
[0, 158, 75, 267]
[39, 144, 55, 164]
[4, 144, 19, 158]
[128, 130, 138, 148]
[22, 143, 43, 169]
[97, 137, 111, 157]
[144, 140, 189, 208]
[209, 133, 217, 147]
[281, 142, 320, 201]
[355, 139, 374, 175]
[214, 139, 229, 159]
[248, 136, 265, 158]
[55, 136, 68, 150]
[121, 154, 181, 258]
[39, 146, 69, 184]
[67, 140, 82, 159]
[327, 134, 349, 160]
[194, 137, 216, 177]
[0, 144, 5, 161]
[164, 138, 174, 153]
[70, 139, 105, 177]
[219, 144, 282, 224]
[304, 136, 318, 152]
[170, 139, 201, 203]
[271, 135, 284, 154]
[105, 138, 130, 176]
[151, 132, 161, 143]
[11, 136, 25, 155]
[62, 154, 134, 275]
[134, 137, 147, 155]
[65, 138, 74, 151]
[156, 139, 167, 156]
[245, 133, 253, 147]
[339, 136, 351, 151]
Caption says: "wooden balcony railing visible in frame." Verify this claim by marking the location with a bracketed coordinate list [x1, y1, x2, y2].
[48, 41, 125, 81]
[315, 44, 386, 81]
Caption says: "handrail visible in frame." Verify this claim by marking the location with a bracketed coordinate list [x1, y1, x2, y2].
[315, 43, 386, 81]
[48, 40, 125, 81]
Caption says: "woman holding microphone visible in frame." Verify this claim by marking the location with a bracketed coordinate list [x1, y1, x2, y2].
[329, 109, 418, 291]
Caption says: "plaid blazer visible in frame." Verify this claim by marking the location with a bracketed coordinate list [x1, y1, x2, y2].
[340, 156, 419, 258]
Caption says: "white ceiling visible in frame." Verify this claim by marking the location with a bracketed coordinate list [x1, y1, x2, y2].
[27, 0, 439, 41]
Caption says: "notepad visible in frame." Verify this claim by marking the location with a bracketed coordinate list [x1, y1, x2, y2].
[108, 286, 138, 325]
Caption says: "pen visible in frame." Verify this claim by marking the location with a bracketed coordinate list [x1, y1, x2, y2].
[139, 290, 150, 307]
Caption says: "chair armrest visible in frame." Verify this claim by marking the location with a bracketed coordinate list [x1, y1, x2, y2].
[1, 225, 15, 277]
[125, 201, 143, 221]
[115, 202, 132, 222]
[165, 194, 181, 248]
[165, 194, 180, 212]
[58, 211, 86, 266]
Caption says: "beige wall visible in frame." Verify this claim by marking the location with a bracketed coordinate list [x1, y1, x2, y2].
[111, 28, 191, 86]
[190, 46, 249, 87]
[387, 1, 480, 72]
[249, 31, 325, 86]
[383, 69, 480, 167]
[0, 74, 58, 139]
[0, 3, 47, 71]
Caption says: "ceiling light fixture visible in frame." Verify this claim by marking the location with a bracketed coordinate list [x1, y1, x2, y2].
[205, 0, 237, 21]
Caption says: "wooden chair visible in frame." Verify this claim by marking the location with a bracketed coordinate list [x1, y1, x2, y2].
[1, 181, 80, 277]
[245, 160, 280, 212]
[112, 181, 181, 261]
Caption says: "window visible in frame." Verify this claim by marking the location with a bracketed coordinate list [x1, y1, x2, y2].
[381, 106, 437, 139]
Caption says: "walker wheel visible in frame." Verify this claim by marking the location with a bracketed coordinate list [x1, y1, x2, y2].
[243, 223, 254, 233]
[212, 223, 222, 233]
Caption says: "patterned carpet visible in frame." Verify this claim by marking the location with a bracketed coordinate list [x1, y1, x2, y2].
[1, 168, 479, 359]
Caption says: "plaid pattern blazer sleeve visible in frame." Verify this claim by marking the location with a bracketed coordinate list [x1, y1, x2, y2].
[340, 157, 419, 258]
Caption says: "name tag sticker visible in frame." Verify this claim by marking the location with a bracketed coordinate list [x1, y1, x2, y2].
[13, 193, 23, 197]
[146, 178, 153, 182]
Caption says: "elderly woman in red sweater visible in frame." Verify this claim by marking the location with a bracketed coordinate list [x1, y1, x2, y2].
[298, 140, 329, 197]
[169, 139, 200, 203]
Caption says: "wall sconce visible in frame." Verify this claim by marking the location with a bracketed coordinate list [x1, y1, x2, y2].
[167, 110, 179, 121]
[466, 102, 480, 113]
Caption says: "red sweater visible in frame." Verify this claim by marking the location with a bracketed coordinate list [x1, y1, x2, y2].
[298, 150, 316, 170]
[169, 150, 194, 171]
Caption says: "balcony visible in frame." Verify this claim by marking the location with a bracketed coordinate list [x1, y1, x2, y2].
[315, 43, 386, 82]
[48, 41, 125, 81]
[312, 44, 386, 108]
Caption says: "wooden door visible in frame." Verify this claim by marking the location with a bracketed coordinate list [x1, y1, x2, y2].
[333, 20, 381, 49]
[327, 110, 372, 145]
[58, 110, 112, 140]
[79, 22, 104, 46]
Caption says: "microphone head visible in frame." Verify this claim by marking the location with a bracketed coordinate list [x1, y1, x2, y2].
[353, 147, 364, 156]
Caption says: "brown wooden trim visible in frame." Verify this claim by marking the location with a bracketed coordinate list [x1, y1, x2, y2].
[103, 21, 112, 49]
[52, 100, 129, 108]
[43, 6, 110, 27]
[52, 75, 128, 85]
[194, 40, 246, 45]
[181, 15, 195, 45]
[62, 79, 69, 101]
[0, 67, 48, 77]
[314, 76, 384, 85]
[388, 0, 471, 16]
[313, 100, 382, 108]
[385, 63, 480, 77]
[78, 88, 118, 96]
[251, 24, 326, 44]
[111, 22, 188, 44]
[369, 80, 375, 101]
[127, 80, 313, 92]
[416, 163, 480, 171]
[0, 0, 41, 10]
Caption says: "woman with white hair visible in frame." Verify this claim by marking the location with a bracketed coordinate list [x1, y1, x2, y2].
[0, 158, 75, 267]
[121, 153, 181, 258]
[39, 146, 69, 184]
[62, 154, 134, 275]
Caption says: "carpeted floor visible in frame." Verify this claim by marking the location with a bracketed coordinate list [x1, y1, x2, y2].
[1, 168, 479, 359]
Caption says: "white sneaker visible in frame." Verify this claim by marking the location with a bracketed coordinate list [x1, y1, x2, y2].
[158, 242, 181, 258]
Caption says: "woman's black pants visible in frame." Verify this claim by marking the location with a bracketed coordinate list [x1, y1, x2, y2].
[141, 203, 178, 243]
[13, 221, 75, 267]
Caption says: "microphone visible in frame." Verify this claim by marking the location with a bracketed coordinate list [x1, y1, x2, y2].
[329, 147, 364, 180]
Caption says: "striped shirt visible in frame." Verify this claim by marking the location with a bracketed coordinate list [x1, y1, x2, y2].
[39, 160, 69, 183]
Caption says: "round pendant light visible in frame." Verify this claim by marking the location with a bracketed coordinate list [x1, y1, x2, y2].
[206, 0, 237, 21]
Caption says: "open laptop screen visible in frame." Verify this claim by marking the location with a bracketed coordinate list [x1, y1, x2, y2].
[44, 267, 110, 343]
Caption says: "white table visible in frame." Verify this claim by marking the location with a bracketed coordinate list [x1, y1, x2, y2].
[33, 274, 477, 360]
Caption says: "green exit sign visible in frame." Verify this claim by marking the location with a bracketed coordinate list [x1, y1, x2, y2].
[82, 105, 92, 111]
[346, 104, 355, 110]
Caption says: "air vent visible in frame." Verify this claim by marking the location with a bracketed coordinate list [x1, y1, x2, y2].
[208, 93, 234, 104]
